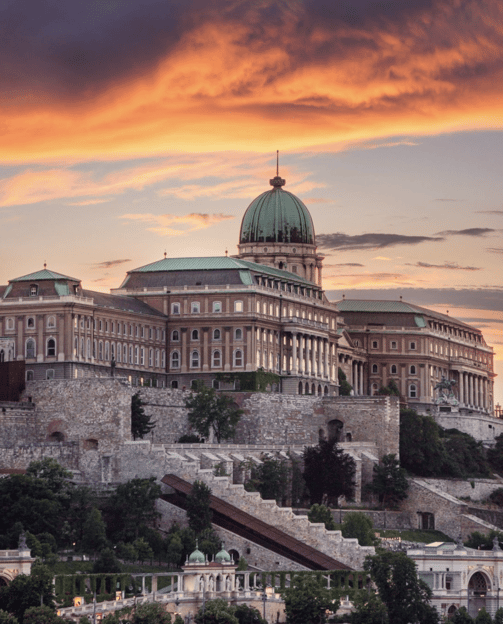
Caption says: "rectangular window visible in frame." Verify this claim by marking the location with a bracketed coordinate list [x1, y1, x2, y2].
[213, 301, 222, 313]
[191, 302, 200, 314]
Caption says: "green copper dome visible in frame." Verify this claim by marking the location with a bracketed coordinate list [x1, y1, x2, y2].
[239, 176, 315, 245]
[214, 546, 231, 564]
[188, 542, 205, 564]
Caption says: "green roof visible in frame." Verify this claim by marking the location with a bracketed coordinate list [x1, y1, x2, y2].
[129, 256, 317, 287]
[239, 178, 315, 245]
[10, 268, 80, 283]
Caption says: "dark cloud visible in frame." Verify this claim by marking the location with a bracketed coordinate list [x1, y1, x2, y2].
[92, 259, 131, 269]
[477, 210, 503, 215]
[406, 261, 481, 271]
[317, 232, 444, 251]
[462, 317, 503, 325]
[436, 228, 495, 236]
[326, 287, 503, 313]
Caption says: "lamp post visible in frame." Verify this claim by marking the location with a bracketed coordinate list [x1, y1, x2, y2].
[262, 587, 267, 621]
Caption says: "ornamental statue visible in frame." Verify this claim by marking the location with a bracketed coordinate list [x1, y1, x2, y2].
[434, 376, 459, 406]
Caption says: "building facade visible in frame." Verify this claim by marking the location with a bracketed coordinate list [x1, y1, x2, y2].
[0, 175, 496, 407]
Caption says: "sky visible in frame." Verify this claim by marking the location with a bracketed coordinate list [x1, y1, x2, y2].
[1, 0, 502, 404]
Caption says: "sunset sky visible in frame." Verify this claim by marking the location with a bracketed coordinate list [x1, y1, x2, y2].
[1, 0, 502, 403]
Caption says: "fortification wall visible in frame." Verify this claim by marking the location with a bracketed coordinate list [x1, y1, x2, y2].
[433, 411, 503, 443]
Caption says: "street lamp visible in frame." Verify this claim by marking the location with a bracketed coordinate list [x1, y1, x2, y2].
[262, 587, 267, 621]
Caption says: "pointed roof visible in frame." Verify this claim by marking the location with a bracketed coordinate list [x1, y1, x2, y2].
[10, 268, 80, 283]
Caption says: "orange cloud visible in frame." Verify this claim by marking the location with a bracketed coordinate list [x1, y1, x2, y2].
[120, 212, 234, 236]
[1, 1, 503, 163]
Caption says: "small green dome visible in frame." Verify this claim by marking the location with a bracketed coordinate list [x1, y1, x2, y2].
[239, 177, 315, 245]
[214, 547, 231, 563]
[188, 545, 205, 564]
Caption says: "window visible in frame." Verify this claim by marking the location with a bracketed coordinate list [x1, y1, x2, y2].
[27, 317, 35, 329]
[111, 343, 115, 360]
[140, 347, 145, 365]
[410, 341, 417, 350]
[104, 342, 110, 361]
[191, 302, 200, 314]
[87, 339, 91, 358]
[410, 365, 417, 375]
[372, 341, 378, 349]
[191, 329, 199, 341]
[191, 350, 199, 368]
[234, 300, 243, 312]
[105, 321, 109, 333]
[149, 349, 153, 367]
[409, 384, 417, 398]
[213, 301, 222, 313]
[26, 339, 36, 358]
[172, 302, 181, 315]
[155, 349, 160, 367]
[161, 350, 166, 367]
[46, 369, 55, 380]
[213, 329, 221, 341]
[6, 318, 14, 331]
[212, 350, 221, 367]
[171, 330, 179, 341]
[372, 364, 378, 374]
[135, 346, 139, 364]
[47, 316, 56, 328]
[26, 370, 34, 381]
[391, 341, 397, 349]
[391, 364, 397, 374]
[123, 344, 128, 363]
[116, 342, 121, 362]
[234, 349, 243, 367]
[129, 345, 133, 363]
[171, 351, 180, 368]
[30, 284, 38, 297]
[46, 338, 56, 357]
[141, 326, 145, 338]
[235, 328, 243, 341]
[171, 380, 179, 389]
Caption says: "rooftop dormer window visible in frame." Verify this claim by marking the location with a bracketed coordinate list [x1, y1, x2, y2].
[30, 284, 38, 297]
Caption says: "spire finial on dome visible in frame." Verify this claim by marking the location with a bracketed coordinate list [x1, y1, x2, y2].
[270, 150, 285, 188]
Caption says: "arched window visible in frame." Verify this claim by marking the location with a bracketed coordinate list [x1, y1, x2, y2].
[99, 341, 103, 360]
[372, 340, 378, 349]
[235, 328, 242, 341]
[371, 383, 378, 396]
[47, 338, 56, 357]
[116, 342, 121, 362]
[155, 349, 160, 367]
[171, 351, 180, 368]
[213, 329, 221, 341]
[191, 301, 200, 314]
[298, 382, 303, 395]
[172, 302, 180, 314]
[191, 329, 199, 341]
[409, 384, 417, 398]
[191, 350, 199, 368]
[256, 301, 260, 313]
[161, 350, 166, 367]
[372, 364, 378, 374]
[105, 342, 110, 361]
[6, 318, 14, 330]
[140, 347, 145, 365]
[213, 301, 222, 313]
[212, 350, 221, 368]
[27, 317, 35, 329]
[172, 330, 179, 341]
[410, 365, 417, 375]
[234, 349, 243, 367]
[234, 300, 243, 312]
[149, 349, 153, 367]
[134, 346, 139, 364]
[47, 316, 56, 328]
[123, 344, 128, 363]
[391, 364, 397, 374]
[26, 338, 36, 358]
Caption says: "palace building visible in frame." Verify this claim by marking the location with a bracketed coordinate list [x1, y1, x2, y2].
[0, 173, 496, 413]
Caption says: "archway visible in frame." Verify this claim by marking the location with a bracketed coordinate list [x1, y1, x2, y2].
[0, 576, 8, 587]
[447, 605, 457, 619]
[468, 571, 490, 617]
[298, 382, 303, 395]
[305, 382, 309, 394]
[47, 431, 65, 442]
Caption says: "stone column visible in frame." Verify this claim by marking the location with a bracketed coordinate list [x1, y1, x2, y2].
[299, 334, 304, 374]
[469, 374, 474, 407]
[324, 339, 329, 379]
[317, 337, 323, 378]
[202, 327, 209, 371]
[359, 362, 364, 395]
[37, 315, 44, 362]
[224, 326, 231, 371]
[311, 336, 316, 377]
[181, 328, 188, 372]
[459, 372, 464, 405]
[292, 331, 298, 375]
[246, 325, 253, 371]
[352, 360, 357, 395]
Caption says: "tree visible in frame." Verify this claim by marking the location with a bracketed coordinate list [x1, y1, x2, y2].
[246, 458, 288, 504]
[475, 609, 492, 624]
[131, 392, 156, 440]
[133, 603, 171, 624]
[365, 454, 409, 508]
[341, 512, 377, 547]
[281, 573, 339, 624]
[303, 440, 355, 506]
[494, 607, 503, 624]
[233, 604, 267, 624]
[92, 547, 122, 573]
[195, 599, 239, 624]
[488, 434, 503, 474]
[0, 610, 18, 624]
[22, 606, 69, 624]
[364, 551, 439, 624]
[338, 368, 352, 396]
[307, 505, 336, 530]
[116, 542, 138, 564]
[452, 608, 474, 624]
[350, 593, 389, 624]
[186, 481, 213, 535]
[377, 380, 400, 396]
[26, 459, 73, 494]
[107, 477, 161, 541]
[400, 408, 447, 477]
[185, 383, 243, 443]
[0, 563, 55, 621]
[133, 537, 154, 564]
[82, 507, 108, 558]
